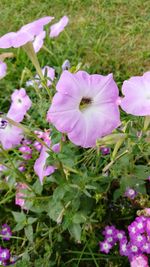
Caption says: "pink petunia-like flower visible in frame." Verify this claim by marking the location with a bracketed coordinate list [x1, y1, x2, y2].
[130, 254, 149, 267]
[0, 61, 7, 79]
[49, 16, 69, 38]
[0, 16, 54, 49]
[34, 138, 55, 184]
[120, 72, 150, 116]
[0, 118, 23, 150]
[7, 88, 32, 122]
[33, 31, 46, 53]
[47, 70, 120, 148]
[26, 66, 55, 88]
[15, 183, 29, 209]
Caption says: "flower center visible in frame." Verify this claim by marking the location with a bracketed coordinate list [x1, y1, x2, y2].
[79, 97, 92, 111]
[0, 119, 8, 129]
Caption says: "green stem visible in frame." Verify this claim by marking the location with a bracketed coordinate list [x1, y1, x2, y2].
[23, 42, 51, 99]
[143, 115, 150, 131]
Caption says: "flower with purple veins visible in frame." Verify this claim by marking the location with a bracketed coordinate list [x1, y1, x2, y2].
[0, 17, 54, 49]
[49, 16, 69, 38]
[47, 70, 120, 148]
[0, 61, 7, 79]
[0, 224, 12, 241]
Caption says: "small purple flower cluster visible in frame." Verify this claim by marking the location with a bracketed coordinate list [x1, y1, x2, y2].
[0, 224, 12, 241]
[99, 215, 150, 266]
[0, 224, 11, 266]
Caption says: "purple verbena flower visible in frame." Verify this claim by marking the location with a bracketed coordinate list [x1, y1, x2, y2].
[116, 230, 126, 242]
[99, 240, 112, 254]
[102, 225, 117, 237]
[119, 238, 129, 256]
[124, 187, 137, 200]
[0, 224, 12, 241]
[0, 248, 10, 261]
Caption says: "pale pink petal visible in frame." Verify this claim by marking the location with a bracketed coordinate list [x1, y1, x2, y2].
[7, 88, 32, 122]
[34, 139, 55, 184]
[33, 31, 46, 53]
[121, 72, 150, 116]
[0, 122, 23, 150]
[50, 16, 69, 38]
[0, 61, 7, 79]
[21, 16, 54, 36]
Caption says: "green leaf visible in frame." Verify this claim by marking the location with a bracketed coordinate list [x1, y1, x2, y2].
[25, 225, 33, 242]
[69, 223, 82, 241]
[12, 211, 26, 223]
[32, 179, 43, 195]
[27, 217, 37, 225]
[48, 200, 64, 222]
[72, 212, 87, 224]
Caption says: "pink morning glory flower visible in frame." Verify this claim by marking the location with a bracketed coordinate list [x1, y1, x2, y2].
[0, 16, 54, 49]
[130, 255, 149, 267]
[47, 70, 120, 148]
[34, 138, 55, 184]
[49, 16, 69, 38]
[33, 31, 46, 53]
[0, 61, 7, 79]
[0, 118, 23, 149]
[26, 66, 55, 88]
[7, 88, 32, 122]
[120, 72, 150, 116]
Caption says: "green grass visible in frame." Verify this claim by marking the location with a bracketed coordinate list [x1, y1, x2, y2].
[1, 0, 150, 82]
